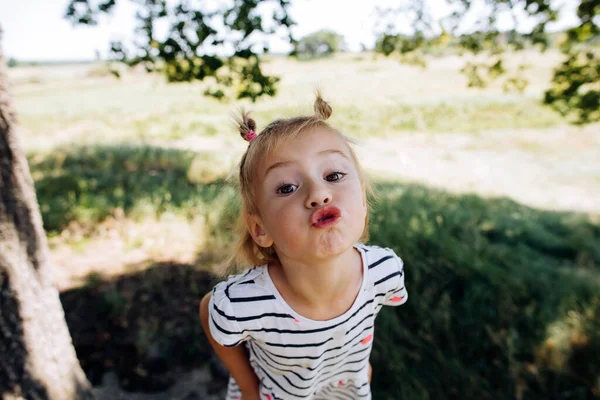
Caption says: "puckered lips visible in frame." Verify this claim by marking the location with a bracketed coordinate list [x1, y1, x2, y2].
[310, 205, 341, 229]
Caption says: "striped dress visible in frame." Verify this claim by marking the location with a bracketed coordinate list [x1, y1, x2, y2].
[208, 244, 408, 400]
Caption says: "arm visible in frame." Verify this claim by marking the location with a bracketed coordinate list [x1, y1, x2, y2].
[199, 292, 260, 400]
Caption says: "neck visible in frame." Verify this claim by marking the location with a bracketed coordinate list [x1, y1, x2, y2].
[272, 246, 362, 307]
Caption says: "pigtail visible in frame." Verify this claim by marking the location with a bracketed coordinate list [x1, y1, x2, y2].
[313, 90, 332, 121]
[233, 109, 258, 142]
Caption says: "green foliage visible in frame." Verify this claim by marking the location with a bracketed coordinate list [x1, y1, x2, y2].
[460, 62, 488, 88]
[544, 51, 600, 123]
[375, 33, 428, 54]
[374, 33, 428, 67]
[541, 0, 600, 123]
[375, 34, 398, 57]
[502, 76, 529, 94]
[294, 30, 344, 60]
[368, 183, 600, 399]
[374, 0, 599, 123]
[65, 0, 294, 101]
[460, 59, 524, 92]
[7, 57, 18, 68]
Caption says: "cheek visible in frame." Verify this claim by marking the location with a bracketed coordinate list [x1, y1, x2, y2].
[267, 214, 306, 253]
[264, 202, 303, 234]
[341, 180, 365, 207]
[343, 182, 367, 226]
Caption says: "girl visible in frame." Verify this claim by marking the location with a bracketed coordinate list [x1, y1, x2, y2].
[199, 93, 408, 400]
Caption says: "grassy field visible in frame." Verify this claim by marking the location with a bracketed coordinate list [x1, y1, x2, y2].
[10, 50, 569, 151]
[8, 51, 600, 399]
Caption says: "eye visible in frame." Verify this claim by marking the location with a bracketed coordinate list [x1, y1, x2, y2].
[325, 172, 346, 182]
[276, 184, 297, 195]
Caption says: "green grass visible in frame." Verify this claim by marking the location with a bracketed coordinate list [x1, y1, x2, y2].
[16, 90, 563, 146]
[28, 145, 237, 234]
[334, 100, 563, 135]
[31, 145, 600, 399]
[368, 183, 600, 399]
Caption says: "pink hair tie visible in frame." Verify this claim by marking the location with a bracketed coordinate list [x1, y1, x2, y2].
[244, 130, 257, 142]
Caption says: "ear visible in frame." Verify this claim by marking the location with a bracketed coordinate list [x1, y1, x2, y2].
[245, 214, 274, 248]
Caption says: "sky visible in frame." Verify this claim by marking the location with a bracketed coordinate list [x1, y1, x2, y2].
[0, 0, 580, 62]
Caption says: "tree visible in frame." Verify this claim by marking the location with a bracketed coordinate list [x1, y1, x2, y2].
[294, 30, 344, 59]
[0, 28, 94, 400]
[374, 0, 599, 123]
[65, 0, 295, 101]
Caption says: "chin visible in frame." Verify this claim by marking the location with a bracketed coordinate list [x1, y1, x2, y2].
[314, 230, 355, 258]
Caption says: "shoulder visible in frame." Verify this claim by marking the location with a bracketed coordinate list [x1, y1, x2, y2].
[210, 266, 277, 315]
[357, 244, 403, 273]
[357, 244, 408, 307]
[208, 266, 277, 346]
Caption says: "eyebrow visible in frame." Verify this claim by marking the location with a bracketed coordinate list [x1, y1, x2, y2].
[318, 149, 351, 160]
[264, 160, 293, 178]
[263, 149, 351, 178]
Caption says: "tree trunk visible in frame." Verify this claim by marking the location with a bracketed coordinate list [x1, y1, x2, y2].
[0, 27, 93, 400]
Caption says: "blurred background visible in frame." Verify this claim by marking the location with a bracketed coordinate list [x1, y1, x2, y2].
[1, 0, 599, 399]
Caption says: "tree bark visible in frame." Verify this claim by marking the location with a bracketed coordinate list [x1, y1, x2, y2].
[0, 27, 93, 400]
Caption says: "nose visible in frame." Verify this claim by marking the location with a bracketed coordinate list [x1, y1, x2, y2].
[305, 182, 332, 208]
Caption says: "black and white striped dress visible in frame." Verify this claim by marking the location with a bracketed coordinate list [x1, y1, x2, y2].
[208, 244, 408, 400]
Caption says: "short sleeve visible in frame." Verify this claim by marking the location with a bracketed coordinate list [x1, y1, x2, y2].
[208, 280, 251, 347]
[380, 250, 408, 307]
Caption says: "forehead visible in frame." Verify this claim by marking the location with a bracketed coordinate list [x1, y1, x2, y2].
[262, 128, 351, 167]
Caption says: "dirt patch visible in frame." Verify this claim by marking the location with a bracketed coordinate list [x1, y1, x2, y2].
[50, 215, 206, 290]
[356, 124, 600, 214]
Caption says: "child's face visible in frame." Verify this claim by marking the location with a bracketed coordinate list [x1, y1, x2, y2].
[248, 128, 367, 263]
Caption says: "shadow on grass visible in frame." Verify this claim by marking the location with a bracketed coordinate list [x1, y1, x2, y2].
[34, 144, 600, 399]
[60, 262, 226, 394]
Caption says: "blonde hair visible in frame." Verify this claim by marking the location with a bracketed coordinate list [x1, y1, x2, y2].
[221, 93, 372, 276]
